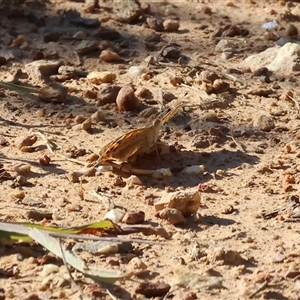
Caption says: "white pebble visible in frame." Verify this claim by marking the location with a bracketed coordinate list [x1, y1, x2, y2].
[128, 66, 148, 77]
[126, 175, 142, 186]
[41, 264, 59, 277]
[182, 165, 205, 175]
[96, 165, 113, 175]
[104, 208, 126, 223]
[154, 168, 172, 177]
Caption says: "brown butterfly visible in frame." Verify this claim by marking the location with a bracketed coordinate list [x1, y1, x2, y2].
[99, 103, 182, 164]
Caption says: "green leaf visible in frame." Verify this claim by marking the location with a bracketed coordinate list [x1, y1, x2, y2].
[29, 228, 125, 283]
[0, 81, 40, 94]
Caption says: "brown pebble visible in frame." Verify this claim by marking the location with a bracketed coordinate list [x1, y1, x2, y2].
[67, 172, 79, 183]
[158, 208, 186, 225]
[213, 79, 230, 93]
[122, 211, 145, 224]
[285, 175, 295, 184]
[82, 119, 92, 130]
[116, 85, 140, 111]
[199, 70, 219, 83]
[285, 24, 298, 36]
[172, 291, 197, 300]
[90, 111, 104, 123]
[253, 114, 275, 131]
[141, 73, 151, 81]
[20, 146, 36, 153]
[99, 50, 121, 62]
[113, 176, 126, 187]
[163, 19, 180, 32]
[84, 283, 103, 298]
[15, 135, 37, 149]
[10, 35, 27, 48]
[36, 109, 46, 117]
[222, 205, 234, 214]
[201, 82, 214, 94]
[201, 5, 212, 14]
[83, 90, 98, 99]
[135, 281, 170, 298]
[39, 155, 51, 166]
[170, 75, 183, 86]
[12, 191, 25, 199]
[135, 87, 153, 99]
[146, 17, 164, 32]
[97, 84, 121, 105]
[74, 115, 86, 124]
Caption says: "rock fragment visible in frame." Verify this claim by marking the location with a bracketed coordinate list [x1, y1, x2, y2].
[163, 19, 180, 31]
[135, 281, 171, 298]
[99, 50, 121, 62]
[25, 60, 63, 80]
[122, 211, 145, 224]
[113, 0, 143, 23]
[116, 85, 140, 111]
[73, 241, 133, 255]
[158, 208, 186, 225]
[97, 84, 121, 105]
[87, 71, 116, 84]
[155, 191, 201, 217]
[75, 41, 98, 55]
[15, 135, 37, 149]
[39, 83, 68, 103]
[253, 114, 275, 131]
[244, 43, 300, 73]
[147, 17, 164, 32]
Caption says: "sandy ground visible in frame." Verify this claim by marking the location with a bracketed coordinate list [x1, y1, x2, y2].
[0, 0, 300, 299]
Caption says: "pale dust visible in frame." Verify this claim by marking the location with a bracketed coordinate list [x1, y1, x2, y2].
[0, 1, 299, 299]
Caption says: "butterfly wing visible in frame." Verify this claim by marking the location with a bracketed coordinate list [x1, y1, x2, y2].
[161, 102, 182, 125]
[100, 127, 152, 163]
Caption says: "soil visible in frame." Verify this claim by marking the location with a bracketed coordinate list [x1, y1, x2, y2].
[0, 0, 300, 299]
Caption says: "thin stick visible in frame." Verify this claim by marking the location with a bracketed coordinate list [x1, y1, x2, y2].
[32, 131, 56, 154]
[106, 288, 118, 300]
[228, 135, 247, 152]
[58, 238, 89, 300]
[89, 191, 115, 210]
[249, 280, 268, 299]
[287, 94, 300, 111]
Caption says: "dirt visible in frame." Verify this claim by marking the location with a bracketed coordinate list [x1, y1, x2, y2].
[0, 0, 300, 299]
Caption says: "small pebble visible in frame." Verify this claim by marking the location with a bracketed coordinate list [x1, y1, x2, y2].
[15, 135, 37, 149]
[39, 155, 51, 166]
[116, 85, 140, 111]
[253, 114, 275, 131]
[10, 35, 27, 48]
[135, 281, 171, 298]
[128, 65, 148, 77]
[82, 119, 92, 130]
[11, 191, 25, 199]
[126, 175, 142, 186]
[36, 109, 46, 117]
[163, 19, 180, 31]
[158, 208, 186, 225]
[213, 79, 230, 93]
[182, 165, 204, 175]
[146, 17, 164, 32]
[122, 211, 145, 224]
[99, 50, 121, 62]
[72, 30, 86, 40]
[135, 87, 152, 98]
[285, 24, 298, 37]
[104, 208, 126, 223]
[87, 71, 116, 84]
[41, 264, 59, 277]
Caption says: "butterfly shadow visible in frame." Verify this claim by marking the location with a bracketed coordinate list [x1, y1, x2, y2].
[120, 147, 260, 189]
